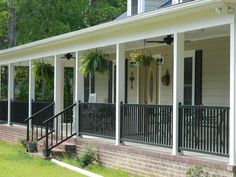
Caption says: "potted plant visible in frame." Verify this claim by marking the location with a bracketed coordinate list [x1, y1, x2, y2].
[26, 139, 37, 153]
[79, 49, 109, 76]
[129, 49, 154, 66]
[32, 59, 53, 83]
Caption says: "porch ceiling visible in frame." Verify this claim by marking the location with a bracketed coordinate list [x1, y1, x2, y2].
[0, 0, 233, 64]
[102, 25, 230, 53]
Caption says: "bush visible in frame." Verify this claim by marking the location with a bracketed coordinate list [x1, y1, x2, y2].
[18, 138, 27, 149]
[76, 146, 98, 167]
[186, 165, 209, 177]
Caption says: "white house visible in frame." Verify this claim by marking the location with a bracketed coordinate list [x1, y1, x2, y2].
[0, 0, 236, 176]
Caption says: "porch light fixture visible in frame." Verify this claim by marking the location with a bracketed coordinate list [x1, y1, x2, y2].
[155, 56, 164, 65]
[129, 71, 135, 89]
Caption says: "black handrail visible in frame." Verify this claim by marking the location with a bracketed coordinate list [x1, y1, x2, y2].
[25, 102, 55, 141]
[43, 103, 76, 124]
[43, 103, 77, 157]
[24, 102, 55, 122]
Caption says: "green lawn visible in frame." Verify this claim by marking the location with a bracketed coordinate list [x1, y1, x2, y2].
[59, 155, 139, 177]
[0, 140, 139, 177]
[0, 140, 85, 177]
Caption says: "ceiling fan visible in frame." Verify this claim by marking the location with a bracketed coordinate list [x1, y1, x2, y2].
[62, 53, 75, 60]
[145, 35, 190, 45]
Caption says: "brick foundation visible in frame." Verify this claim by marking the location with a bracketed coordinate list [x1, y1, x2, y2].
[76, 138, 236, 177]
[0, 124, 235, 177]
[0, 124, 26, 144]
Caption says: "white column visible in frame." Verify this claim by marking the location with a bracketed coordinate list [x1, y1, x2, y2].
[138, 0, 145, 14]
[54, 55, 63, 114]
[229, 14, 236, 166]
[75, 51, 84, 135]
[28, 60, 35, 128]
[75, 52, 84, 103]
[7, 63, 14, 126]
[172, 33, 184, 155]
[136, 65, 140, 104]
[116, 43, 125, 145]
[127, 0, 132, 17]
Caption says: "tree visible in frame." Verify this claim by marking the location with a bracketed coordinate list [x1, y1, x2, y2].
[0, 0, 8, 49]
[7, 0, 16, 47]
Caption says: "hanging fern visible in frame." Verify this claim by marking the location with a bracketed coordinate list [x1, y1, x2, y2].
[80, 50, 109, 76]
[32, 59, 53, 84]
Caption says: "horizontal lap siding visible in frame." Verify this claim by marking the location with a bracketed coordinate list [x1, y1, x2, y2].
[95, 72, 109, 103]
[186, 37, 229, 106]
[95, 37, 229, 106]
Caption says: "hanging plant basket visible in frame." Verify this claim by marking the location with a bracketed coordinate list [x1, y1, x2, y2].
[129, 49, 154, 66]
[80, 50, 109, 76]
[32, 60, 53, 83]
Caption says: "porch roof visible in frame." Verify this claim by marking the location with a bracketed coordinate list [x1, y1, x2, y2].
[0, 0, 231, 64]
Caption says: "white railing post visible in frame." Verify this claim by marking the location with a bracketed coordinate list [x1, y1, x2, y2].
[229, 13, 236, 166]
[116, 43, 125, 145]
[172, 33, 184, 155]
[7, 63, 14, 126]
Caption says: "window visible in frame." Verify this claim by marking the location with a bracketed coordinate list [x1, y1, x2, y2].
[131, 0, 138, 15]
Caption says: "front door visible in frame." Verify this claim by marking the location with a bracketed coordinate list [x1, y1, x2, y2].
[140, 61, 159, 104]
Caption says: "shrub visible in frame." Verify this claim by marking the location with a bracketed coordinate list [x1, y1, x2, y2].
[77, 146, 98, 167]
[186, 165, 209, 177]
[18, 138, 27, 148]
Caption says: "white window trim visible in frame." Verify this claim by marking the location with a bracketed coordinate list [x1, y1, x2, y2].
[184, 50, 196, 105]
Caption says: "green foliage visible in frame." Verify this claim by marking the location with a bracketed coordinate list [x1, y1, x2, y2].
[32, 60, 53, 83]
[186, 165, 209, 177]
[14, 66, 29, 100]
[76, 145, 98, 167]
[18, 138, 27, 149]
[80, 50, 109, 76]
[32, 60, 54, 101]
[0, 0, 127, 49]
[130, 49, 154, 66]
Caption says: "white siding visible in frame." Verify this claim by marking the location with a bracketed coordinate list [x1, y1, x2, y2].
[94, 37, 230, 106]
[94, 72, 109, 103]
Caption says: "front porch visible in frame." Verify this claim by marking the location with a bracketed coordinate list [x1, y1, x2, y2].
[0, 1, 236, 174]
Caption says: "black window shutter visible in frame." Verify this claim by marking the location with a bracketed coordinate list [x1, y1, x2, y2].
[195, 50, 203, 105]
[125, 59, 128, 104]
[108, 61, 113, 103]
[84, 76, 90, 102]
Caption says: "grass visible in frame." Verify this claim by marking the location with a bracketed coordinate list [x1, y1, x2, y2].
[57, 153, 140, 177]
[0, 140, 85, 177]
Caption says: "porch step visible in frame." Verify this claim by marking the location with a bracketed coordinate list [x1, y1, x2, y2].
[51, 148, 65, 157]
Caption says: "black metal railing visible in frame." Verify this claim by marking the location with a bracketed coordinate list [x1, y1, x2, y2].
[25, 102, 55, 142]
[179, 105, 229, 156]
[11, 100, 29, 124]
[43, 103, 77, 157]
[79, 102, 116, 138]
[0, 100, 8, 123]
[120, 104, 173, 147]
